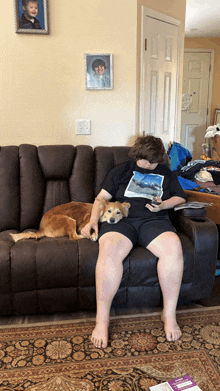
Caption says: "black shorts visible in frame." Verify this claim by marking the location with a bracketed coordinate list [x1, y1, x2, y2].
[98, 217, 176, 248]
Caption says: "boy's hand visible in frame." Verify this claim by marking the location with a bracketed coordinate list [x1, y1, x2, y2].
[145, 197, 163, 212]
[81, 221, 98, 239]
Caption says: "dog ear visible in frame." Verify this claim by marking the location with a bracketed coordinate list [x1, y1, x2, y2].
[121, 202, 131, 217]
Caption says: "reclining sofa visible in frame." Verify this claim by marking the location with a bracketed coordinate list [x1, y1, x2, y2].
[0, 144, 218, 316]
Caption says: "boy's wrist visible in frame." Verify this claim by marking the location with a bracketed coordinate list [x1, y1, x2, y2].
[89, 219, 99, 225]
[160, 201, 165, 210]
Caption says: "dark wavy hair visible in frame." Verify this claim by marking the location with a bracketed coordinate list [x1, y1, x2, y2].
[128, 135, 166, 163]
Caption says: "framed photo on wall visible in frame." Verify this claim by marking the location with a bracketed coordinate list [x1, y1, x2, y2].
[14, 0, 49, 34]
[214, 109, 220, 125]
[85, 54, 113, 90]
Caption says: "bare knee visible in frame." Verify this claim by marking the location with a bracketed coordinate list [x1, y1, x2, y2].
[98, 233, 133, 261]
[164, 234, 182, 258]
[148, 232, 183, 260]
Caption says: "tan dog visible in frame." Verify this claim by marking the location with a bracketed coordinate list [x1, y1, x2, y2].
[10, 200, 130, 242]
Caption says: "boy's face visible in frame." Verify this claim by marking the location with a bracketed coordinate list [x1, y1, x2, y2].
[23, 1, 38, 19]
[94, 65, 105, 75]
[136, 159, 158, 170]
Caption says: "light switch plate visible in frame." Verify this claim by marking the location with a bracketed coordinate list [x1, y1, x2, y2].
[76, 119, 91, 135]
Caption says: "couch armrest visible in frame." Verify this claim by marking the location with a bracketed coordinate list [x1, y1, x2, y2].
[170, 209, 218, 253]
[185, 190, 220, 224]
[175, 207, 207, 221]
[170, 210, 218, 300]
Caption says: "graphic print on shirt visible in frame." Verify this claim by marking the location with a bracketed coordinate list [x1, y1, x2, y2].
[124, 171, 164, 200]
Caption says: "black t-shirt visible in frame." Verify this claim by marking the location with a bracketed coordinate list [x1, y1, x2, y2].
[19, 14, 41, 29]
[101, 161, 186, 219]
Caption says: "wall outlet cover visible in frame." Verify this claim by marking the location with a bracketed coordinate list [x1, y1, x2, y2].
[76, 119, 91, 135]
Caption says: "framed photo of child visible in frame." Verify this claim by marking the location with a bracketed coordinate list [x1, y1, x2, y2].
[85, 54, 113, 90]
[14, 0, 49, 34]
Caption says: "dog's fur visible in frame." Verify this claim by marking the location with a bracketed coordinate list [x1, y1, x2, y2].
[10, 200, 130, 242]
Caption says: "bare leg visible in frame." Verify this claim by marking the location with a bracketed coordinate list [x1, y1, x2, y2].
[147, 231, 183, 342]
[91, 232, 133, 348]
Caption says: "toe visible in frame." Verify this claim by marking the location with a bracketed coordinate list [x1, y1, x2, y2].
[166, 332, 173, 342]
[102, 340, 107, 349]
[166, 329, 182, 342]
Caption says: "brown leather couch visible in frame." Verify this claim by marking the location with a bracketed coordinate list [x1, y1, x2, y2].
[0, 144, 218, 316]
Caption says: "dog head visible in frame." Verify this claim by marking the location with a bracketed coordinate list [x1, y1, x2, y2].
[98, 201, 131, 224]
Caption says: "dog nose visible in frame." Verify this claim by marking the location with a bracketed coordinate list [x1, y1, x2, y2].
[110, 218, 115, 223]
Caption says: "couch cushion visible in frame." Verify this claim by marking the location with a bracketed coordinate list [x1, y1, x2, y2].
[0, 146, 20, 231]
[11, 237, 79, 293]
[18, 144, 94, 231]
[94, 146, 131, 196]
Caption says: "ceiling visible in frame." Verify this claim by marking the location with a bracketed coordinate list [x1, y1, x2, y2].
[185, 0, 220, 37]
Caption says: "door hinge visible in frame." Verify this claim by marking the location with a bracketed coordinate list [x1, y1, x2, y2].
[209, 64, 211, 72]
[145, 39, 147, 51]
[207, 108, 209, 116]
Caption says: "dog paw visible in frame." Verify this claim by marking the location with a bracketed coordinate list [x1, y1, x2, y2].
[91, 234, 98, 242]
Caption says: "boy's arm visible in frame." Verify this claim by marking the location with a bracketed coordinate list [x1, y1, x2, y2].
[81, 189, 112, 239]
[146, 196, 186, 212]
[160, 196, 186, 210]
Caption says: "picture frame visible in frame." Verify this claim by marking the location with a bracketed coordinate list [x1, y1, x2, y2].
[85, 54, 113, 90]
[14, 0, 49, 34]
[214, 109, 220, 125]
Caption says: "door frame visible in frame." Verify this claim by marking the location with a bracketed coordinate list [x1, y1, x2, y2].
[139, 7, 183, 142]
[182, 48, 215, 130]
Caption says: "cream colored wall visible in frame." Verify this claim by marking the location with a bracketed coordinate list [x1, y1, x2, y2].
[1, 0, 137, 147]
[184, 38, 220, 125]
[1, 0, 186, 147]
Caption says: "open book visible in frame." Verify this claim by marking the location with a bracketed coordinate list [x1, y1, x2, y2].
[174, 201, 212, 211]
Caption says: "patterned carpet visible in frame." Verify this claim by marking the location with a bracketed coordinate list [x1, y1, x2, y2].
[0, 307, 220, 390]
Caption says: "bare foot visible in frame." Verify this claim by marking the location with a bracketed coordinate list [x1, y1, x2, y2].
[91, 321, 109, 348]
[161, 311, 182, 342]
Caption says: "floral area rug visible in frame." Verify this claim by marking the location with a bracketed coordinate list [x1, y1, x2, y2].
[0, 307, 220, 390]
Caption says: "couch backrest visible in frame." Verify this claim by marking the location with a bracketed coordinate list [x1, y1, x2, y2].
[0, 144, 170, 231]
[94, 146, 170, 197]
[0, 146, 20, 231]
[94, 147, 131, 197]
[0, 144, 94, 231]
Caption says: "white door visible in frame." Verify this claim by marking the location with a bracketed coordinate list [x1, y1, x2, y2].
[140, 8, 182, 150]
[181, 51, 213, 159]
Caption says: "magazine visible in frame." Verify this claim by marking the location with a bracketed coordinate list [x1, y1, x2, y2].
[174, 201, 212, 211]
[149, 374, 202, 390]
